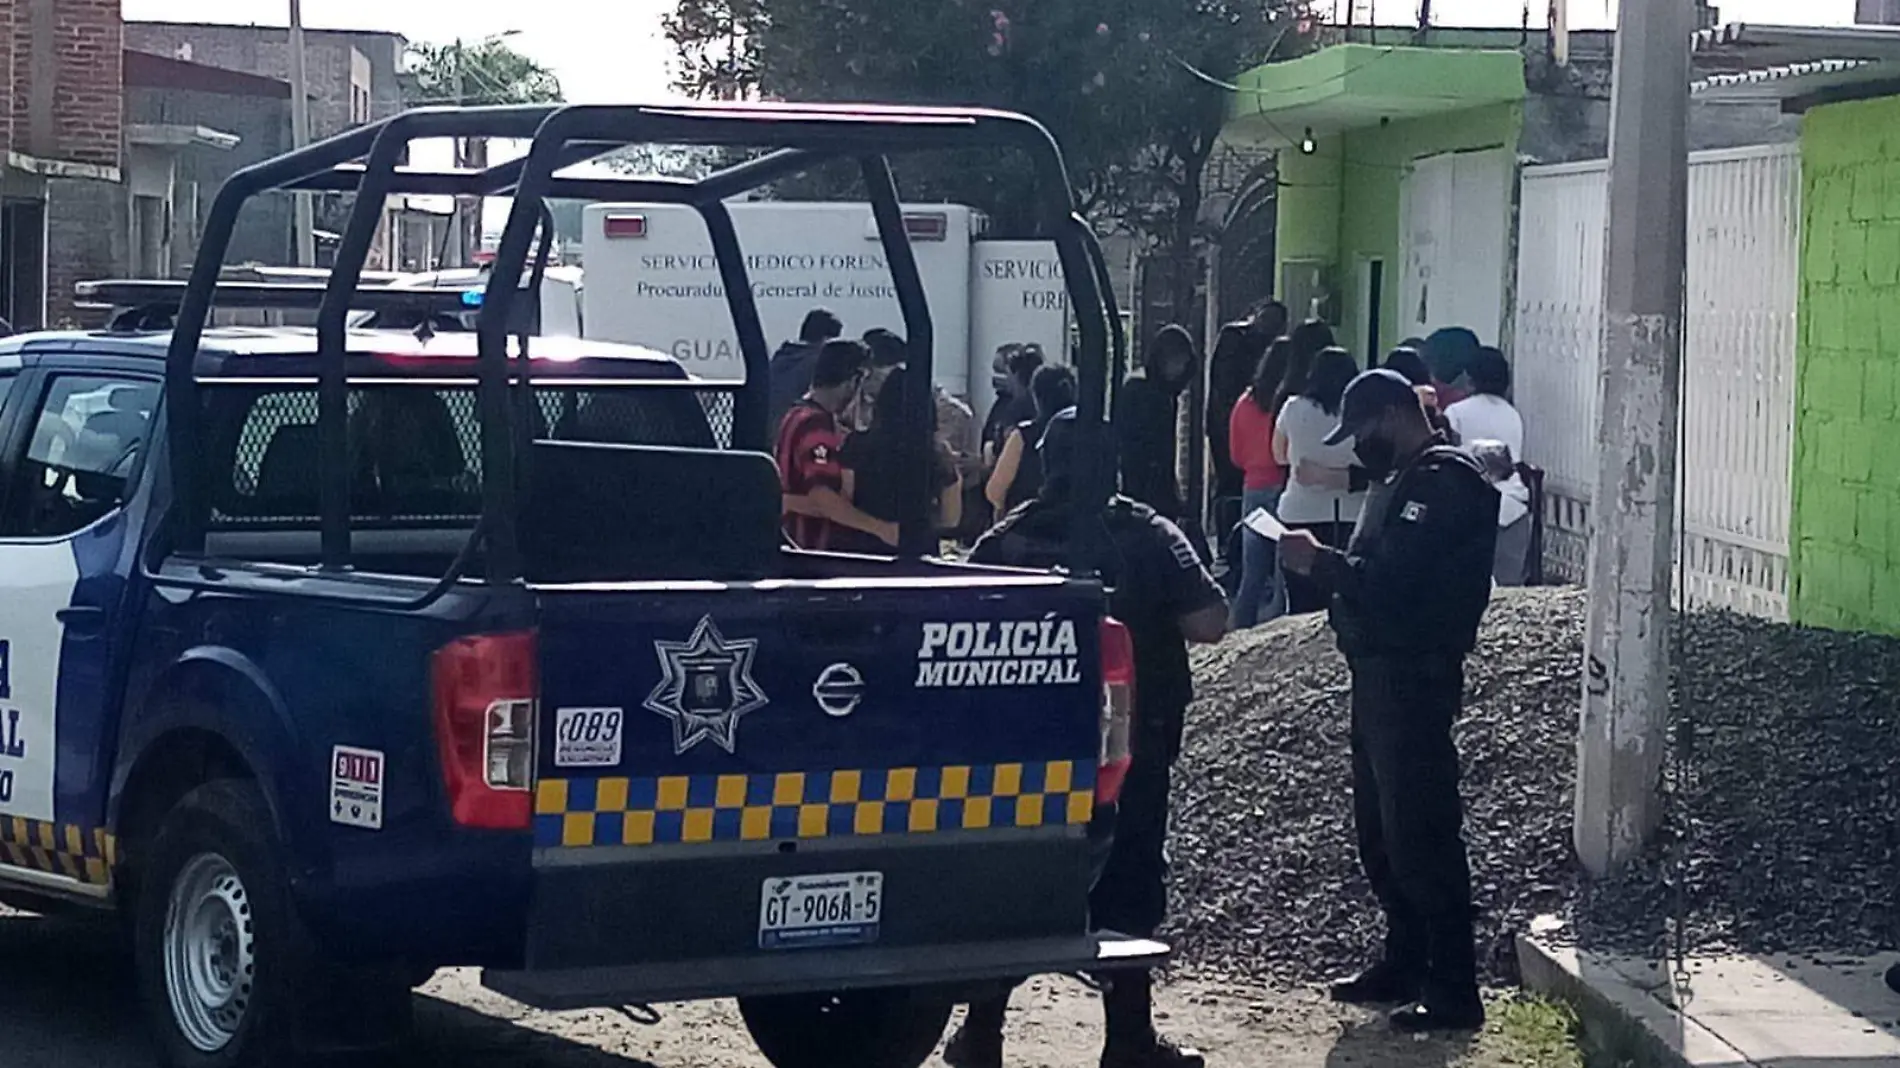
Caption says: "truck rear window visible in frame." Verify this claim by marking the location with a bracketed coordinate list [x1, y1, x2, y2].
[205, 384, 733, 527]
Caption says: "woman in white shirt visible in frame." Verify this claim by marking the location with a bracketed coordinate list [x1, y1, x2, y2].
[1445, 346, 1532, 585]
[1273, 346, 1365, 613]
[1443, 345, 1523, 457]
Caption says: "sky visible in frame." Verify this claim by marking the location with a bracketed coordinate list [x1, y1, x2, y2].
[120, 0, 1858, 223]
[121, 0, 1859, 108]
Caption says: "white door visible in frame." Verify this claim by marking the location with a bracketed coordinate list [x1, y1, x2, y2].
[1398, 148, 1513, 345]
[0, 372, 159, 878]
[1398, 153, 1453, 343]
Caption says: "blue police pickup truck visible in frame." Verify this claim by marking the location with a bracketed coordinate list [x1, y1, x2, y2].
[0, 102, 1158, 1068]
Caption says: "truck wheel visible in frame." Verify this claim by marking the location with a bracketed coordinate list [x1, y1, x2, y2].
[133, 780, 298, 1066]
[739, 987, 952, 1068]
[131, 779, 413, 1067]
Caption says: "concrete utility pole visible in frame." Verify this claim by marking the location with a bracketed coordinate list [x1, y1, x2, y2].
[1575, 0, 1691, 876]
[288, 0, 316, 266]
[448, 31, 520, 266]
[447, 38, 467, 267]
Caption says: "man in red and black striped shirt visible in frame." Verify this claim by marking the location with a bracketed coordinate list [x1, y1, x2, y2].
[776, 339, 898, 551]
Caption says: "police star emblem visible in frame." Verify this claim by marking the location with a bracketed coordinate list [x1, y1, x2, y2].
[644, 615, 769, 755]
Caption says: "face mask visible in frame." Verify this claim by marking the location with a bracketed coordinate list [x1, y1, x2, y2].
[1354, 433, 1399, 481]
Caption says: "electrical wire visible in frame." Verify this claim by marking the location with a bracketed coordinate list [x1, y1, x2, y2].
[1170, 36, 1408, 98]
[1166, 41, 1417, 172]
[460, 60, 540, 104]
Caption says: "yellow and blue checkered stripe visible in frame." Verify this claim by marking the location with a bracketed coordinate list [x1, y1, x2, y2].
[534, 761, 1097, 849]
[0, 817, 114, 886]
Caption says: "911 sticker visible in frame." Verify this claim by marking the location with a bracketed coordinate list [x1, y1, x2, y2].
[555, 707, 625, 768]
[330, 746, 384, 831]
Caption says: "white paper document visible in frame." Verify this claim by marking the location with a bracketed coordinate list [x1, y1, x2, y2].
[1243, 507, 1290, 541]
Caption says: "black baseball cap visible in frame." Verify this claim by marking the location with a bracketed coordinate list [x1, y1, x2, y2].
[1323, 368, 1419, 446]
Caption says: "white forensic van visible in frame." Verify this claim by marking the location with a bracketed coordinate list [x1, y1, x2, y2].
[579, 201, 1069, 417]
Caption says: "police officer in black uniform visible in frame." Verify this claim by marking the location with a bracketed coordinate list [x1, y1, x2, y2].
[947, 407, 1229, 1068]
[1279, 368, 1498, 1033]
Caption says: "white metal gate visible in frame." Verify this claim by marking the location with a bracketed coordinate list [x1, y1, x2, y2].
[1512, 143, 1800, 619]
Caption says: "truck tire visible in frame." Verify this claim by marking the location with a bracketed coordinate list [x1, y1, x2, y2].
[131, 779, 411, 1067]
[739, 987, 952, 1068]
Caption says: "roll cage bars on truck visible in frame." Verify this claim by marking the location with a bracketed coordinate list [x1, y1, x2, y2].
[164, 102, 1130, 586]
[62, 101, 1149, 1068]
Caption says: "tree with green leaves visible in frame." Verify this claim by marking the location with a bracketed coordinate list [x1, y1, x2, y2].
[401, 36, 563, 264]
[664, 0, 1313, 337]
[402, 36, 564, 106]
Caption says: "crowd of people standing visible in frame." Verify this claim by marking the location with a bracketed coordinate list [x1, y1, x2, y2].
[769, 309, 972, 554]
[763, 299, 1540, 586]
[1212, 309, 1535, 631]
[764, 302, 1528, 1065]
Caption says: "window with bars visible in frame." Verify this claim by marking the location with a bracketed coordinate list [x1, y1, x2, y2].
[206, 384, 734, 527]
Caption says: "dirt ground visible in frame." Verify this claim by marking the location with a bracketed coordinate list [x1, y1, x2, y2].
[0, 906, 1582, 1068]
[411, 970, 1582, 1068]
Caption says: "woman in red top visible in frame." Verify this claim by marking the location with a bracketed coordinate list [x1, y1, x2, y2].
[1227, 338, 1293, 628]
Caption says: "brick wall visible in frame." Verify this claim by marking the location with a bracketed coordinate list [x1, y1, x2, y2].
[45, 176, 123, 327]
[0, 3, 13, 162]
[10, 7, 26, 157]
[54, 0, 122, 166]
[1789, 94, 1900, 634]
[125, 52, 297, 268]
[123, 23, 404, 139]
[10, 0, 123, 167]
[20, 0, 127, 327]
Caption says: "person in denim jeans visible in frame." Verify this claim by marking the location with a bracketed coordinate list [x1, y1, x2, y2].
[1227, 338, 1294, 628]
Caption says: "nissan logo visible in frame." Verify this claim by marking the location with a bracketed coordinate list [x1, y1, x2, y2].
[812, 662, 866, 718]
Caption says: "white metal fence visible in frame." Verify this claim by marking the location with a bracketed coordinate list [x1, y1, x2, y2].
[1512, 144, 1801, 619]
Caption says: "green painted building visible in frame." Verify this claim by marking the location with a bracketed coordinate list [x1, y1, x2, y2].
[1217, 27, 1900, 637]
[1221, 28, 1800, 366]
[1691, 24, 1900, 634]
[1224, 43, 1528, 358]
[1791, 93, 1900, 632]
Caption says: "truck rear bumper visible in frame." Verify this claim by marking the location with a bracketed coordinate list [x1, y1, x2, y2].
[480, 932, 1169, 1010]
[521, 830, 1098, 968]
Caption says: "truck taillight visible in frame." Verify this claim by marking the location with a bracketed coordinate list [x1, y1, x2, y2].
[431, 630, 537, 830]
[602, 212, 648, 239]
[1096, 618, 1136, 806]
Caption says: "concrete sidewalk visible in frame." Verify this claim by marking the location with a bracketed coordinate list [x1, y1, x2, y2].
[1519, 919, 1900, 1067]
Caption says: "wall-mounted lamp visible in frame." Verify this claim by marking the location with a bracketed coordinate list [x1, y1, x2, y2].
[1300, 127, 1317, 155]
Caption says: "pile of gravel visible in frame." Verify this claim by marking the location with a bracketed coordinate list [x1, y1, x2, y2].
[1166, 586, 1900, 986]
[1576, 610, 1900, 958]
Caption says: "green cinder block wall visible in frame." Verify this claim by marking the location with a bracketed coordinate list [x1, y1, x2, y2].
[1791, 94, 1900, 634]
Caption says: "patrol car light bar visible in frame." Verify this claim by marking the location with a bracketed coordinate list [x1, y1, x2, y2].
[77, 279, 535, 317]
